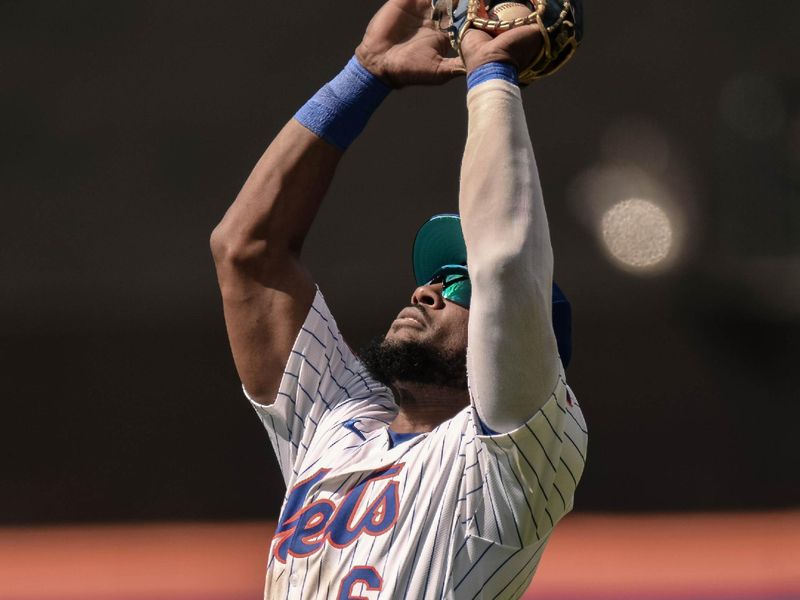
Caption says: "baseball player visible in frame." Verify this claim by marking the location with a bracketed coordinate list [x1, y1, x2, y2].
[211, 0, 587, 597]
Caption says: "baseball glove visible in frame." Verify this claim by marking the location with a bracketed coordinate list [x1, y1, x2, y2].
[432, 0, 583, 83]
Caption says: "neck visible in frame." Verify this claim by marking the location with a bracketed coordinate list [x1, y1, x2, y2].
[389, 381, 470, 433]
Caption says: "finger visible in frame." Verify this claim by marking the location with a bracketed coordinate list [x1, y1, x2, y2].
[439, 56, 467, 78]
[459, 27, 492, 55]
[412, 0, 435, 18]
[496, 23, 539, 46]
[492, 24, 543, 65]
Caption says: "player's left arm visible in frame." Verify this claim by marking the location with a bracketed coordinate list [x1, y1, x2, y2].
[458, 28, 560, 433]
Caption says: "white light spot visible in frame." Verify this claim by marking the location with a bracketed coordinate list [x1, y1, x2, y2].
[600, 198, 673, 271]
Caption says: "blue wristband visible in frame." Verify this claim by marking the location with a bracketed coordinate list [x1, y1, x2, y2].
[467, 62, 519, 90]
[294, 57, 391, 151]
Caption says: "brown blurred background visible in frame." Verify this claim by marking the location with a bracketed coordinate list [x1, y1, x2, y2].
[1, 0, 799, 597]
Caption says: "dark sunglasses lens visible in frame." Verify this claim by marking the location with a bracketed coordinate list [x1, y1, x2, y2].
[441, 276, 471, 307]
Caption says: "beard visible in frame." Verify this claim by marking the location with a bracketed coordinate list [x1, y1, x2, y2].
[359, 336, 468, 392]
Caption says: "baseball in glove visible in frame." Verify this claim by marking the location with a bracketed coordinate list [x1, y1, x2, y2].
[432, 0, 583, 83]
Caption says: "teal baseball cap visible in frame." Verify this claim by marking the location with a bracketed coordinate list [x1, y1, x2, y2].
[411, 214, 573, 368]
[412, 214, 466, 286]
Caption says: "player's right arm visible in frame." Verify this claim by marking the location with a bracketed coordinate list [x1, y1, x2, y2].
[457, 27, 560, 433]
[453, 29, 588, 551]
[211, 0, 463, 405]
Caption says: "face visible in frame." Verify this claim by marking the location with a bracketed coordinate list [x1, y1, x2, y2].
[360, 279, 470, 391]
[385, 281, 469, 356]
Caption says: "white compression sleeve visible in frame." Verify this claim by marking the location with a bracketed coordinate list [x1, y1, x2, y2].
[460, 79, 560, 433]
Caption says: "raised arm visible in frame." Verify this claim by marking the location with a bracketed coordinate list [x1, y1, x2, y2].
[210, 0, 462, 404]
[458, 28, 561, 433]
[211, 121, 339, 404]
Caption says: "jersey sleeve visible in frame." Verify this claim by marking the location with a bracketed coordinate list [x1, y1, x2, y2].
[461, 370, 588, 548]
[460, 76, 561, 433]
[245, 288, 390, 483]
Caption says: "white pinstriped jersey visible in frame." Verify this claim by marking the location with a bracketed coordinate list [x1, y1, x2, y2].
[247, 289, 587, 599]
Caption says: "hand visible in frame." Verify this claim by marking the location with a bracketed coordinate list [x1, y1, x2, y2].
[355, 0, 465, 88]
[460, 25, 543, 76]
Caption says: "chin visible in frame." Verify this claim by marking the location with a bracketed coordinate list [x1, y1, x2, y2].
[386, 325, 424, 344]
[358, 335, 468, 392]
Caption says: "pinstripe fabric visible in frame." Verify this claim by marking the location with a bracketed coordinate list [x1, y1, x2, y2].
[246, 290, 587, 599]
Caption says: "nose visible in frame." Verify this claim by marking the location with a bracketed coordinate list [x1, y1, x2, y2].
[411, 284, 446, 309]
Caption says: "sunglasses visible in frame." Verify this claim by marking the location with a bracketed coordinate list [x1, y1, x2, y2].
[425, 264, 472, 308]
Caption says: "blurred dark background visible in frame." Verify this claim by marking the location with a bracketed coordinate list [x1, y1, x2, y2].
[2, 0, 798, 524]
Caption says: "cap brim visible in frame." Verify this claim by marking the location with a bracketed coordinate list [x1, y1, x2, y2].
[412, 214, 467, 286]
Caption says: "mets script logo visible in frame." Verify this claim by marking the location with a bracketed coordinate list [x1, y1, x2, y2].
[272, 464, 404, 563]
